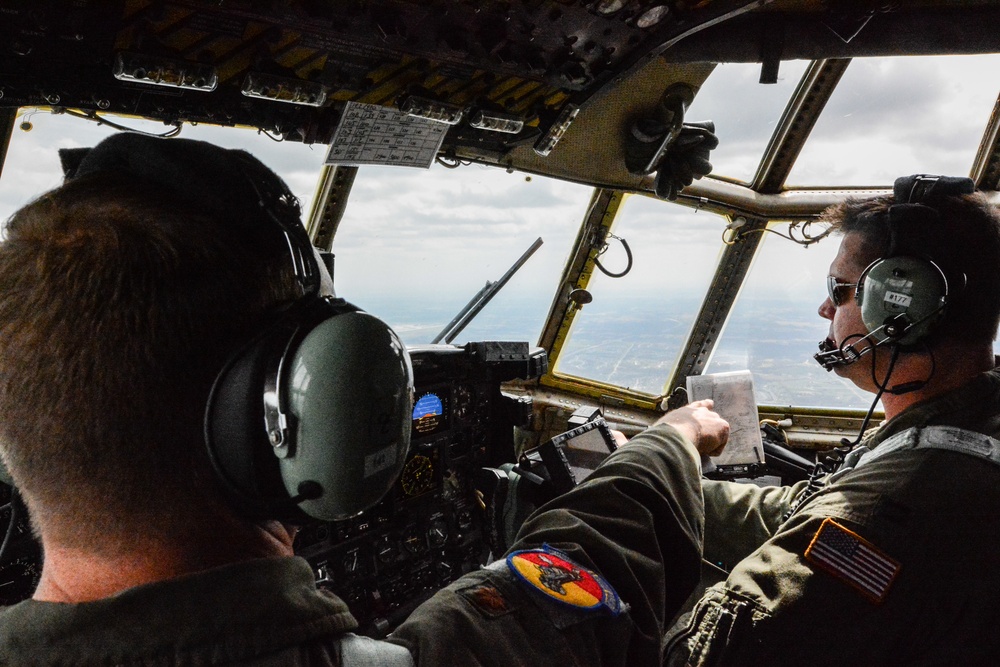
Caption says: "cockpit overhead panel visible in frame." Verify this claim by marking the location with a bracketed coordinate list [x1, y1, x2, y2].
[22, 1, 1000, 191]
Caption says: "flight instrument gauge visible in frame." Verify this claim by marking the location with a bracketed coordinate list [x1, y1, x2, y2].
[412, 392, 446, 435]
[400, 454, 435, 497]
[0, 557, 40, 606]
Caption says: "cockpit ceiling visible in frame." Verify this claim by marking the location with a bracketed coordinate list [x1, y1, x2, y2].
[2, 0, 999, 194]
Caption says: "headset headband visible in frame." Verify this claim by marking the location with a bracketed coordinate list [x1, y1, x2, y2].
[894, 174, 975, 204]
[885, 174, 974, 257]
[59, 133, 319, 296]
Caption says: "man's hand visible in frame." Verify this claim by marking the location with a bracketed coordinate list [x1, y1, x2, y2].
[654, 399, 729, 456]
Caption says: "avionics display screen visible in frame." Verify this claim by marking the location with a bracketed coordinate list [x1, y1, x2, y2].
[411, 388, 449, 438]
[552, 420, 618, 484]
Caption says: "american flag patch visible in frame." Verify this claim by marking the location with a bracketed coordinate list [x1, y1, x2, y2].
[805, 518, 901, 604]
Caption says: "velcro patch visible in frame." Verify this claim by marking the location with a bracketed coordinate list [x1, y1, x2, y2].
[805, 518, 901, 604]
[458, 583, 514, 618]
[506, 546, 622, 616]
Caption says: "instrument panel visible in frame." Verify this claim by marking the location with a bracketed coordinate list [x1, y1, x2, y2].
[0, 487, 39, 606]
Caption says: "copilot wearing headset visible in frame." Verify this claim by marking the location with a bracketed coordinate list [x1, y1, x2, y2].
[665, 175, 1000, 666]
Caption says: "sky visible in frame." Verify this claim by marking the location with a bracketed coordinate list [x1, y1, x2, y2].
[689, 54, 1000, 186]
[1, 53, 998, 406]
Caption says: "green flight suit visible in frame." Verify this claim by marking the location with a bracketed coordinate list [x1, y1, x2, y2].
[665, 366, 1000, 666]
[0, 423, 704, 666]
[390, 422, 705, 665]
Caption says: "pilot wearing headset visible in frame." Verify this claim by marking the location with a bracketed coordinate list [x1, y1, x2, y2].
[0, 133, 728, 666]
[665, 176, 1000, 666]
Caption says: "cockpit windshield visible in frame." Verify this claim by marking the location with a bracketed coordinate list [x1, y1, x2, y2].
[3, 51, 1000, 414]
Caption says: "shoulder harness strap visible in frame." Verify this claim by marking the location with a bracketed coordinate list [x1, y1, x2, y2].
[854, 426, 1000, 471]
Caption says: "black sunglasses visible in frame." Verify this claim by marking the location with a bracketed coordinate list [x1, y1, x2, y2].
[827, 276, 858, 307]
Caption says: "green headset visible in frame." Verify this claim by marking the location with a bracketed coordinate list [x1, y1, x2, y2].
[60, 133, 414, 523]
[854, 174, 974, 347]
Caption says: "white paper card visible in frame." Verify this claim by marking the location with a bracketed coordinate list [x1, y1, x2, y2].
[325, 101, 448, 168]
[686, 370, 764, 468]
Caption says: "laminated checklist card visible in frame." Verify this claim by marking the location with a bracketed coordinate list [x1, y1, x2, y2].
[686, 370, 765, 476]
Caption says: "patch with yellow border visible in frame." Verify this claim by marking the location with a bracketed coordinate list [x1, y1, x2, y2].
[506, 546, 622, 616]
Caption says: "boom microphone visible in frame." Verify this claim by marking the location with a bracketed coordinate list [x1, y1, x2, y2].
[813, 313, 918, 371]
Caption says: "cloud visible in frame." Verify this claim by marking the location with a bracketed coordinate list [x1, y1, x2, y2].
[788, 54, 1000, 184]
[332, 164, 591, 305]
[679, 54, 1000, 187]
[686, 59, 812, 181]
[0, 111, 327, 224]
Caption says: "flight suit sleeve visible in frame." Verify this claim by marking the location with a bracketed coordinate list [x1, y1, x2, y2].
[388, 423, 705, 666]
[702, 479, 807, 571]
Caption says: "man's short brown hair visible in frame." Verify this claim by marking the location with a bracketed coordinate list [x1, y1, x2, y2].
[0, 172, 298, 551]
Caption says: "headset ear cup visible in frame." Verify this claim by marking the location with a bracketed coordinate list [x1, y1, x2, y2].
[857, 256, 948, 346]
[205, 325, 299, 519]
[279, 309, 413, 521]
[205, 298, 413, 523]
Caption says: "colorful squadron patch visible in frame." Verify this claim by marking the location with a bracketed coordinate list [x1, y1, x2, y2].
[506, 546, 623, 616]
[805, 518, 901, 604]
